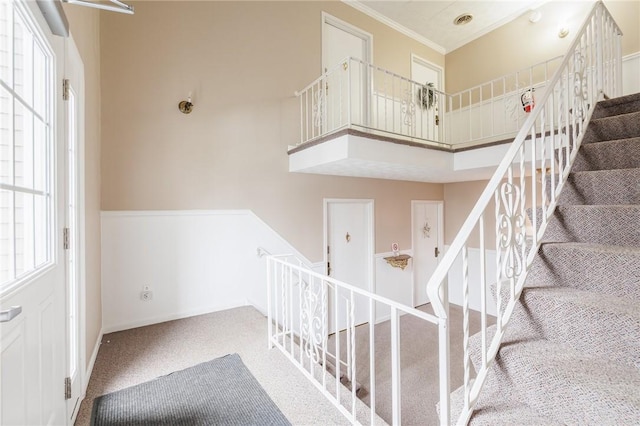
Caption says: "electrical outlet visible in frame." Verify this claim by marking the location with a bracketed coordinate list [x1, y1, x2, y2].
[140, 290, 153, 301]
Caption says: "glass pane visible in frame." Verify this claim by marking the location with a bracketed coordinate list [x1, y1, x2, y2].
[33, 41, 46, 117]
[14, 191, 34, 278]
[0, 1, 11, 86]
[13, 9, 33, 105]
[34, 193, 47, 267]
[0, 85, 12, 185]
[33, 117, 46, 192]
[0, 188, 14, 285]
[14, 99, 34, 189]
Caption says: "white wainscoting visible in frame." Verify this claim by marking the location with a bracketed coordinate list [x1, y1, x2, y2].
[444, 245, 498, 317]
[101, 210, 316, 333]
[374, 250, 414, 322]
[101, 210, 417, 332]
[623, 52, 640, 96]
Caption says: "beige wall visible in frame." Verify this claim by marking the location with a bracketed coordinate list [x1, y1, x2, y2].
[444, 180, 495, 249]
[99, 1, 444, 260]
[62, 4, 102, 370]
[446, 0, 640, 93]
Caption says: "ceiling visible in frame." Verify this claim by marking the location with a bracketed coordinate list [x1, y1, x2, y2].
[349, 0, 550, 53]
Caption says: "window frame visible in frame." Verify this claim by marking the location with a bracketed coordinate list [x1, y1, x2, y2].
[0, 0, 55, 295]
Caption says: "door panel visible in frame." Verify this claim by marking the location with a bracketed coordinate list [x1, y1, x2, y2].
[326, 200, 373, 333]
[1, 320, 27, 424]
[411, 56, 443, 142]
[64, 36, 84, 421]
[322, 15, 371, 131]
[0, 2, 66, 424]
[412, 201, 443, 306]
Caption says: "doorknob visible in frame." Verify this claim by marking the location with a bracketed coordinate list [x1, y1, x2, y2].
[0, 306, 22, 323]
[435, 247, 440, 257]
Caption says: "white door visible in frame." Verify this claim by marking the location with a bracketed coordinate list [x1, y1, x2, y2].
[322, 13, 371, 131]
[411, 55, 443, 142]
[325, 200, 373, 332]
[0, 1, 67, 424]
[412, 201, 443, 307]
[64, 36, 85, 422]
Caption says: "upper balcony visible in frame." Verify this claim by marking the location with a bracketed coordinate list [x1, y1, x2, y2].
[289, 56, 563, 183]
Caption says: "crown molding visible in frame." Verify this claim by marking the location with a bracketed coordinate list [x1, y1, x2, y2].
[342, 0, 446, 55]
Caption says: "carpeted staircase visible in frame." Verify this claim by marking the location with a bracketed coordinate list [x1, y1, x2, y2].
[451, 92, 640, 424]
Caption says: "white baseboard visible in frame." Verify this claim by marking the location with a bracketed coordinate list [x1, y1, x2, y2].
[75, 327, 103, 422]
[102, 301, 246, 334]
[85, 328, 103, 388]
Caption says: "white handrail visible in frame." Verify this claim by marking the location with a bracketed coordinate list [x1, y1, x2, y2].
[424, 2, 622, 424]
[267, 255, 439, 425]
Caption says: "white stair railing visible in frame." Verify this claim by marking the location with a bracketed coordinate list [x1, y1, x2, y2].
[266, 255, 439, 425]
[425, 2, 622, 424]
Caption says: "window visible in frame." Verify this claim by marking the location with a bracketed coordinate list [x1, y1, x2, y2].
[0, 0, 54, 291]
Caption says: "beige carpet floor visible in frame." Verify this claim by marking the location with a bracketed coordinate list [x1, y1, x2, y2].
[75, 304, 484, 426]
[75, 306, 352, 426]
[328, 304, 485, 425]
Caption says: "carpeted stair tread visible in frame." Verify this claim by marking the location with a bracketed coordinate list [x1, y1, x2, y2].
[468, 323, 539, 374]
[509, 285, 640, 368]
[591, 92, 640, 119]
[572, 137, 640, 171]
[536, 205, 640, 246]
[558, 168, 640, 205]
[490, 340, 640, 424]
[582, 110, 640, 143]
[528, 242, 640, 300]
[449, 382, 562, 426]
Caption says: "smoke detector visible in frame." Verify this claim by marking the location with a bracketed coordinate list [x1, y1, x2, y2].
[453, 13, 474, 26]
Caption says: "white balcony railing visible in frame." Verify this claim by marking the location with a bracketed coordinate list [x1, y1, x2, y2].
[295, 56, 567, 150]
[285, 2, 622, 425]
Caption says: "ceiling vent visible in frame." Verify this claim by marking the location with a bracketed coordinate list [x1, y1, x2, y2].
[453, 13, 474, 26]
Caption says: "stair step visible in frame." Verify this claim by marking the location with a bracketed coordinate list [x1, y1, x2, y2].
[572, 136, 640, 172]
[449, 382, 562, 426]
[528, 243, 640, 300]
[535, 205, 640, 246]
[558, 168, 640, 205]
[591, 92, 640, 119]
[490, 340, 640, 424]
[582, 110, 640, 143]
[508, 285, 640, 368]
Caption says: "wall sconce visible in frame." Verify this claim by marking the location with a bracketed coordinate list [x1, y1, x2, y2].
[558, 25, 570, 38]
[178, 95, 194, 114]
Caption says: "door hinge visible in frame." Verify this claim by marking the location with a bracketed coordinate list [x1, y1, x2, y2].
[64, 377, 71, 400]
[63, 79, 70, 101]
[63, 227, 70, 250]
[435, 246, 440, 257]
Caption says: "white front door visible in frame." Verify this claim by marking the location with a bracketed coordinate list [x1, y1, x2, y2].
[325, 199, 374, 333]
[0, 1, 67, 424]
[411, 55, 443, 142]
[412, 201, 443, 307]
[322, 13, 371, 131]
[64, 36, 85, 422]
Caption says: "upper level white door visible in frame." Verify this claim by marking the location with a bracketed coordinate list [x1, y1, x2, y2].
[0, 1, 67, 424]
[322, 13, 372, 131]
[411, 55, 443, 142]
